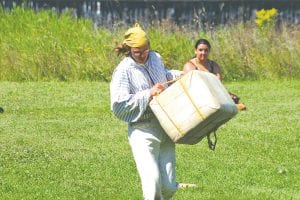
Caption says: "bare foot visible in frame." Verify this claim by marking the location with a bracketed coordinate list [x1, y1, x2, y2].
[236, 103, 246, 111]
[178, 183, 197, 189]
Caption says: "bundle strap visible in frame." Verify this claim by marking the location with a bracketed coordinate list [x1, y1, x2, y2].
[207, 129, 217, 151]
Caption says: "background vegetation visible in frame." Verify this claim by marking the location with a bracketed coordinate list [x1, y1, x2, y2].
[0, 80, 299, 199]
[0, 6, 300, 82]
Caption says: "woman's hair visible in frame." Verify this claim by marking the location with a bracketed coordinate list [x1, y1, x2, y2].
[194, 39, 211, 49]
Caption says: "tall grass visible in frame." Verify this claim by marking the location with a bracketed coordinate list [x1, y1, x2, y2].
[0, 6, 300, 81]
[0, 6, 117, 81]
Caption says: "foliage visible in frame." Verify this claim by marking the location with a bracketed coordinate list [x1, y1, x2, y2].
[0, 80, 299, 199]
[255, 8, 278, 39]
[255, 8, 278, 28]
[0, 6, 117, 81]
[0, 6, 300, 81]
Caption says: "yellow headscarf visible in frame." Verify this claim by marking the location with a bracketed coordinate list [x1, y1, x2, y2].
[123, 23, 149, 48]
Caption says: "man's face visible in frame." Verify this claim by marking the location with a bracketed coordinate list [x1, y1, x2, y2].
[130, 44, 150, 64]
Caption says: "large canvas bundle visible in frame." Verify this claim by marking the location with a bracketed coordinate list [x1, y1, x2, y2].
[149, 70, 238, 145]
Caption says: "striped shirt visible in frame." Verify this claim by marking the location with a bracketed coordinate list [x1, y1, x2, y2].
[110, 51, 181, 123]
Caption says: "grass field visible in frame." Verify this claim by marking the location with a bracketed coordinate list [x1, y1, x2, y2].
[0, 80, 299, 199]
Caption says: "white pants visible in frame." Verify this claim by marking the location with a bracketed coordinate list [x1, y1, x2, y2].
[128, 118, 178, 200]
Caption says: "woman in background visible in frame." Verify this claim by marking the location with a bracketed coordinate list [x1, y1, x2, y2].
[183, 38, 222, 80]
[183, 38, 246, 110]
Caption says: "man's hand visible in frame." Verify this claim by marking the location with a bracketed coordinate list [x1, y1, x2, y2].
[150, 83, 165, 96]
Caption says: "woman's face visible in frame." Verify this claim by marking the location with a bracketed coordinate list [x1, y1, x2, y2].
[130, 44, 150, 64]
[195, 43, 210, 62]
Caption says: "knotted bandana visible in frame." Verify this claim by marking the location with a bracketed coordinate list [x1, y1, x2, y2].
[123, 23, 149, 47]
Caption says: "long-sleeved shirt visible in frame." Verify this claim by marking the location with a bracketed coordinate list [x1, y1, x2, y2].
[110, 51, 181, 123]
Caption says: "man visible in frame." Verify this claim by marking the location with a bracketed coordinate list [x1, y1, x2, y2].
[110, 23, 181, 199]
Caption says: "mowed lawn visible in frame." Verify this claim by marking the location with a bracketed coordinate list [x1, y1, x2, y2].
[0, 80, 299, 200]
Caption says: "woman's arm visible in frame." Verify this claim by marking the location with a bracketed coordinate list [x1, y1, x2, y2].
[183, 60, 196, 74]
[212, 61, 222, 81]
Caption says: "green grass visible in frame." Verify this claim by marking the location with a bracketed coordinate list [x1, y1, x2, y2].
[1, 6, 300, 82]
[0, 80, 299, 199]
